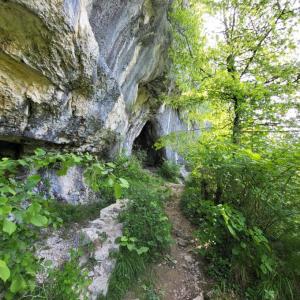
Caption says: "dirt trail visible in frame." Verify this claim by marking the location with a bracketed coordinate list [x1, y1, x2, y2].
[151, 183, 206, 300]
[125, 183, 207, 300]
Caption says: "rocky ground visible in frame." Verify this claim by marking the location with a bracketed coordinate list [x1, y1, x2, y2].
[35, 180, 211, 300]
[153, 183, 206, 300]
[126, 183, 209, 300]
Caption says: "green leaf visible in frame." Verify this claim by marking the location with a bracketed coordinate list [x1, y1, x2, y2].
[232, 247, 239, 255]
[106, 162, 116, 168]
[129, 237, 137, 242]
[30, 215, 48, 227]
[107, 177, 114, 187]
[114, 183, 122, 199]
[10, 275, 27, 293]
[120, 236, 128, 242]
[136, 246, 149, 255]
[0, 186, 16, 196]
[226, 224, 237, 239]
[240, 242, 247, 249]
[70, 154, 82, 163]
[127, 244, 135, 251]
[34, 148, 46, 156]
[18, 159, 28, 167]
[0, 260, 10, 282]
[56, 166, 68, 176]
[26, 174, 41, 189]
[119, 178, 129, 189]
[3, 219, 17, 235]
[0, 205, 12, 217]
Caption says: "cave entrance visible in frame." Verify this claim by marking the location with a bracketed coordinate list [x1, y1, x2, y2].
[0, 140, 23, 159]
[132, 121, 164, 167]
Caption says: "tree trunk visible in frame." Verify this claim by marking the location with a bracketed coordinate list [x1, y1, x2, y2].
[227, 54, 241, 144]
[232, 96, 241, 144]
[201, 179, 209, 200]
[215, 183, 223, 204]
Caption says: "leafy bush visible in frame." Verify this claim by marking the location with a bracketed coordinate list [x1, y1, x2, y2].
[31, 249, 91, 300]
[0, 149, 126, 299]
[158, 160, 181, 182]
[181, 141, 300, 299]
[106, 156, 172, 299]
[132, 150, 148, 165]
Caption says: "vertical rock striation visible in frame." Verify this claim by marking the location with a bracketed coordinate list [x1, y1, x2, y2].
[0, 0, 188, 201]
[0, 0, 175, 156]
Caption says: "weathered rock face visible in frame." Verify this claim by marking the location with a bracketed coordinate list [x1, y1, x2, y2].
[0, 0, 173, 156]
[0, 0, 189, 202]
[41, 166, 100, 205]
[36, 199, 128, 299]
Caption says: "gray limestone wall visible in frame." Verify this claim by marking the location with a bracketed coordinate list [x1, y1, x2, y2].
[0, 0, 187, 202]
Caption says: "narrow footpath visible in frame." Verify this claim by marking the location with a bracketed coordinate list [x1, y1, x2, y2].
[125, 182, 208, 300]
[152, 183, 206, 300]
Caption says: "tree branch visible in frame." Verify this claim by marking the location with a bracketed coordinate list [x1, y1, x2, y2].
[240, 4, 289, 77]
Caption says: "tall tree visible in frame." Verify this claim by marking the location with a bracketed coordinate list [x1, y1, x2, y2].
[169, 0, 300, 145]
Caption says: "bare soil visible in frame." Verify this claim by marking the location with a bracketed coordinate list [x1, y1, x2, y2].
[152, 183, 206, 300]
[125, 183, 208, 300]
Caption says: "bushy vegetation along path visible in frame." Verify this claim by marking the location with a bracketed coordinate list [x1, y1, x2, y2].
[152, 183, 206, 300]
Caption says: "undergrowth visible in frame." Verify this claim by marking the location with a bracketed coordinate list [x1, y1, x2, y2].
[158, 160, 180, 183]
[28, 249, 91, 300]
[0, 149, 125, 299]
[0, 150, 172, 299]
[48, 189, 114, 226]
[181, 143, 300, 300]
[105, 155, 172, 300]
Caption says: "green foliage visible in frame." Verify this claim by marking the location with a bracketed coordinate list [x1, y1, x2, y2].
[32, 249, 91, 300]
[0, 149, 126, 298]
[169, 0, 299, 143]
[48, 197, 113, 226]
[165, 2, 300, 298]
[181, 141, 300, 299]
[106, 250, 146, 300]
[106, 156, 172, 299]
[132, 150, 148, 165]
[119, 236, 149, 255]
[158, 160, 180, 182]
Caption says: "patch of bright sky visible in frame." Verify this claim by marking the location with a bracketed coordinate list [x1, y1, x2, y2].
[202, 3, 300, 61]
[201, 3, 300, 123]
[202, 13, 224, 48]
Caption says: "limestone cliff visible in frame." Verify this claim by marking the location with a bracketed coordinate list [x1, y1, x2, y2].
[0, 0, 178, 155]
[0, 0, 189, 202]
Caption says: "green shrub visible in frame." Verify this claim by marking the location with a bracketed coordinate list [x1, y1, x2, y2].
[181, 142, 300, 299]
[48, 193, 114, 226]
[0, 149, 125, 299]
[133, 150, 148, 164]
[0, 151, 171, 299]
[31, 249, 91, 300]
[105, 250, 146, 300]
[180, 178, 202, 221]
[106, 156, 172, 299]
[158, 160, 180, 182]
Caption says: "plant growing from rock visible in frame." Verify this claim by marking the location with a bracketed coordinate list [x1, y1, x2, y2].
[106, 156, 172, 299]
[0, 149, 128, 298]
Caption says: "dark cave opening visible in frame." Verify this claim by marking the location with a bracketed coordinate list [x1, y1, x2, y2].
[0, 140, 23, 159]
[132, 121, 165, 167]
